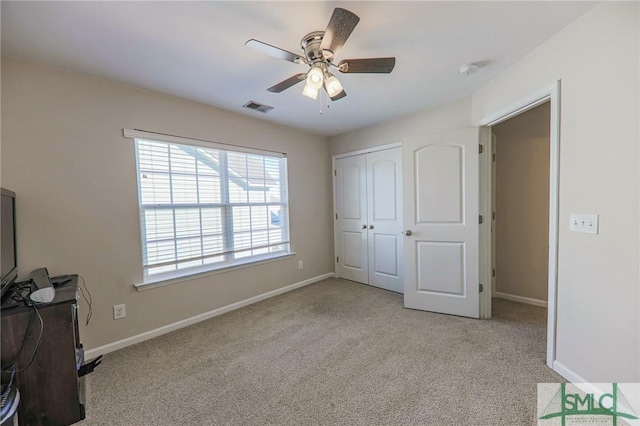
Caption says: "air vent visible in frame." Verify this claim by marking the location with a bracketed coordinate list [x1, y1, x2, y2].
[242, 101, 274, 113]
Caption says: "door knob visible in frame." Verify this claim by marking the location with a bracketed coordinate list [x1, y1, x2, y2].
[361, 224, 367, 229]
[368, 225, 374, 229]
[404, 230, 412, 236]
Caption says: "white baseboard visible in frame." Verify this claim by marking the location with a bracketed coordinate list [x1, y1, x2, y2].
[85, 272, 335, 360]
[494, 291, 548, 308]
[552, 361, 608, 396]
[551, 361, 640, 418]
[552, 360, 588, 384]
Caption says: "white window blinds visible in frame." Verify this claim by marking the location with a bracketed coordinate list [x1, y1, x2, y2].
[133, 136, 290, 279]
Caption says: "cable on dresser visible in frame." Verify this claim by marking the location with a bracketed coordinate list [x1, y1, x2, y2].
[0, 301, 44, 375]
[13, 304, 44, 373]
[76, 274, 92, 326]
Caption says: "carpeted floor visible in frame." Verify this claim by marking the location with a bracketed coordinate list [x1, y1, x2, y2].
[82, 278, 563, 425]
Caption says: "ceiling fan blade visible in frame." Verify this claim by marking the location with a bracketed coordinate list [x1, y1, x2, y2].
[320, 8, 360, 59]
[267, 73, 307, 93]
[328, 88, 347, 101]
[337, 57, 396, 74]
[245, 39, 304, 64]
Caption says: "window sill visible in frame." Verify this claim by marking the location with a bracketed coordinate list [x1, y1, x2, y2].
[134, 252, 296, 292]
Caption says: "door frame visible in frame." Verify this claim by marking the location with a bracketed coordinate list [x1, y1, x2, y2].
[477, 81, 561, 368]
[332, 142, 402, 281]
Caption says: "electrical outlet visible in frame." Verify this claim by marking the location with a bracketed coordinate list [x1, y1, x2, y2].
[113, 304, 126, 320]
[298, 260, 304, 269]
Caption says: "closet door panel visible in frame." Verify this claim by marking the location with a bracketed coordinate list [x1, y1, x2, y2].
[335, 155, 368, 284]
[367, 148, 403, 293]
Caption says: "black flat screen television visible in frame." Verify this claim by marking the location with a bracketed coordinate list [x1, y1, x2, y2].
[1, 188, 18, 298]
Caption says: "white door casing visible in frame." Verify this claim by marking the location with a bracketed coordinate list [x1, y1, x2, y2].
[478, 81, 560, 367]
[491, 133, 497, 297]
[403, 128, 480, 318]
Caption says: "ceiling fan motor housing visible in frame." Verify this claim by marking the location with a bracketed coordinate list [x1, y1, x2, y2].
[301, 31, 328, 63]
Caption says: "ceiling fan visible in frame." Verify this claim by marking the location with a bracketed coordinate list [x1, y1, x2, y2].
[245, 7, 395, 101]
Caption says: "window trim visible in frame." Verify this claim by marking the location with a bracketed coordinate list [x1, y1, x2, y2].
[124, 128, 291, 287]
[123, 129, 286, 158]
[134, 251, 296, 291]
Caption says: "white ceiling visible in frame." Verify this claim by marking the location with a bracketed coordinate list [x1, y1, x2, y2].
[1, 1, 596, 137]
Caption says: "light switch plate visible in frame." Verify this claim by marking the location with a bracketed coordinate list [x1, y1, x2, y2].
[570, 214, 599, 234]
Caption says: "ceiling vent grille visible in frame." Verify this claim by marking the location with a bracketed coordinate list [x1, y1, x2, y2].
[242, 101, 274, 113]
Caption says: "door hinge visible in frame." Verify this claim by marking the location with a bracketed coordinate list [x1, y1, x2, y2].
[492, 211, 496, 220]
[336, 256, 339, 263]
[479, 144, 484, 154]
[492, 268, 496, 277]
[479, 215, 483, 224]
[335, 213, 338, 220]
[492, 153, 496, 162]
[334, 170, 336, 176]
[479, 283, 484, 293]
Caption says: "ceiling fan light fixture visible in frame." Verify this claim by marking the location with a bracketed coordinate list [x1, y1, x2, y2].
[246, 8, 394, 103]
[325, 74, 344, 97]
[302, 83, 319, 99]
[306, 66, 324, 90]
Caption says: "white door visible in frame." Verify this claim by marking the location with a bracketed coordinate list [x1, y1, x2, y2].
[403, 128, 480, 318]
[366, 148, 403, 293]
[334, 147, 403, 292]
[335, 154, 368, 284]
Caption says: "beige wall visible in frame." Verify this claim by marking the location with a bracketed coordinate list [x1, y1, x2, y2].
[1, 57, 334, 350]
[493, 102, 550, 302]
[330, 98, 471, 155]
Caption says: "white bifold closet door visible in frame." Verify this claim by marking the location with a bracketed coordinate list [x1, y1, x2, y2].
[334, 147, 403, 293]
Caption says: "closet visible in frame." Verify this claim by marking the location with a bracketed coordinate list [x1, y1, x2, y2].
[333, 147, 403, 293]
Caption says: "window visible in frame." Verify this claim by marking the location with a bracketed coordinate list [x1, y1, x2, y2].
[133, 136, 290, 281]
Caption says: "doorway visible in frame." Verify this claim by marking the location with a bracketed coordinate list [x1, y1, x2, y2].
[491, 102, 550, 307]
[478, 81, 560, 368]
